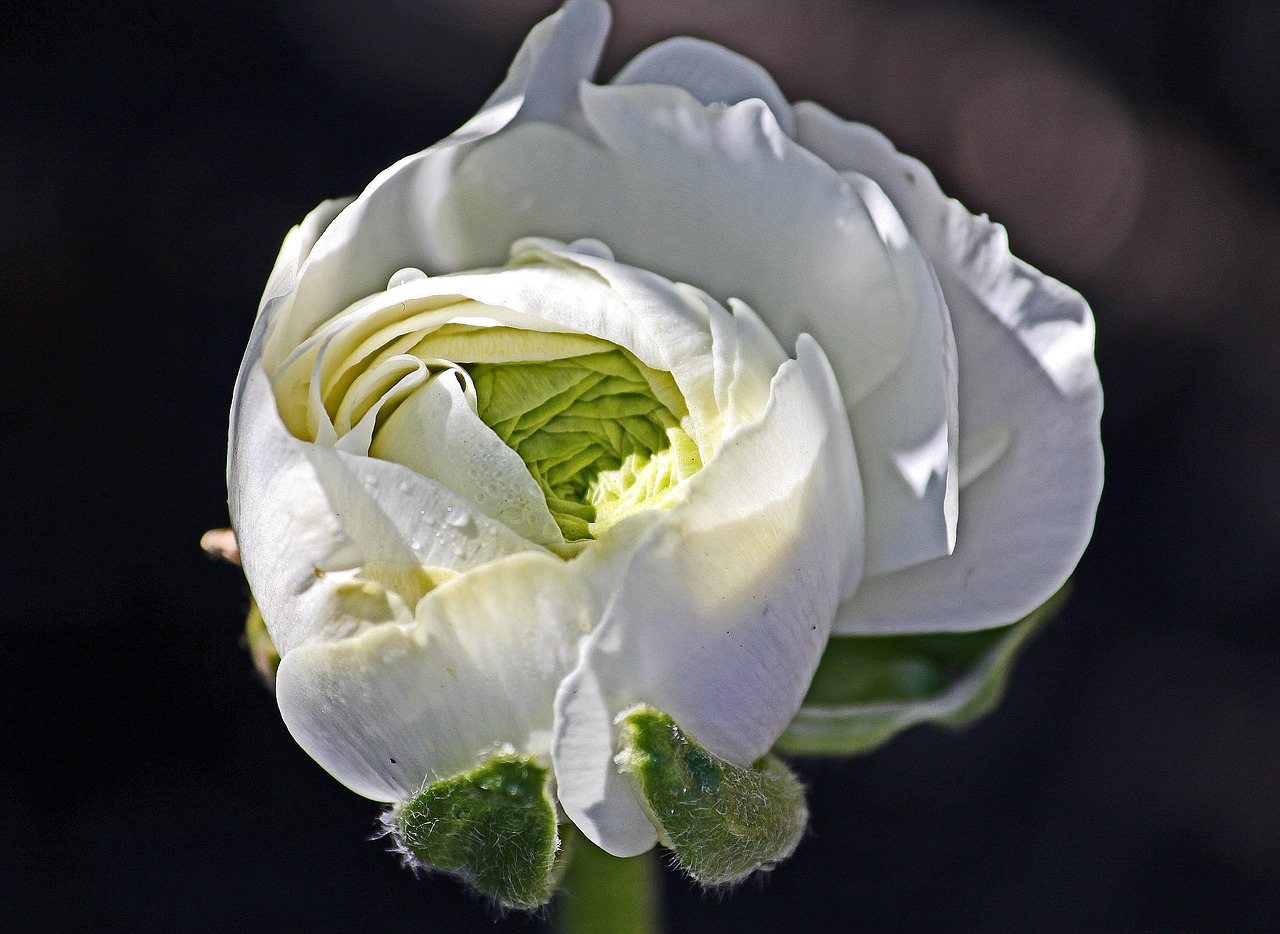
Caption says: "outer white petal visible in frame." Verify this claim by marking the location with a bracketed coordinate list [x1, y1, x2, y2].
[231, 200, 356, 655]
[255, 198, 355, 330]
[258, 0, 611, 373]
[843, 173, 959, 576]
[793, 103, 1103, 633]
[230, 197, 353, 465]
[552, 337, 863, 855]
[231, 359, 544, 655]
[232, 212, 554, 656]
[482, 0, 610, 129]
[276, 552, 594, 801]
[438, 83, 920, 405]
[612, 37, 795, 137]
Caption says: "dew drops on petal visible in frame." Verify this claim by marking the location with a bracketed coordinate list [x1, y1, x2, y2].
[567, 238, 615, 261]
[387, 267, 427, 289]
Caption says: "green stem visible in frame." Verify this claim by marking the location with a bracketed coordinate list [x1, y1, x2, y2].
[554, 830, 662, 934]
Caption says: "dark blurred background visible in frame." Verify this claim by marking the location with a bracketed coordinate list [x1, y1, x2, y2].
[3, 0, 1279, 930]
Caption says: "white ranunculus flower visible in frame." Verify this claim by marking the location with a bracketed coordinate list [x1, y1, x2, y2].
[228, 0, 1101, 904]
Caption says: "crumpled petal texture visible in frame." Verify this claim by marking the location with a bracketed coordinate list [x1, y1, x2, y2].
[228, 0, 1101, 858]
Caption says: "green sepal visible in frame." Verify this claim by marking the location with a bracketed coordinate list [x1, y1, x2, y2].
[776, 585, 1069, 756]
[617, 707, 807, 886]
[386, 753, 561, 910]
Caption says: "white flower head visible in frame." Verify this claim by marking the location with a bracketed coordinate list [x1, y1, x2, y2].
[228, 0, 1102, 906]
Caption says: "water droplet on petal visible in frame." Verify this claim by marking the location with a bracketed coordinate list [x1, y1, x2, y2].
[445, 506, 471, 528]
[568, 238, 614, 261]
[387, 267, 427, 289]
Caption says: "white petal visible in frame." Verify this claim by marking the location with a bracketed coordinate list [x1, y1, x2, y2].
[548, 649, 659, 856]
[231, 363, 360, 655]
[370, 371, 565, 547]
[958, 425, 1012, 489]
[330, 354, 429, 453]
[793, 104, 1103, 633]
[843, 173, 959, 576]
[283, 236, 730, 447]
[232, 198, 352, 462]
[256, 198, 355, 330]
[498, 0, 610, 128]
[504, 238, 727, 446]
[438, 83, 917, 404]
[552, 336, 862, 854]
[612, 37, 795, 137]
[269, 242, 721, 442]
[230, 356, 541, 655]
[723, 298, 788, 427]
[305, 446, 547, 595]
[258, 1, 611, 374]
[276, 552, 594, 801]
[505, 239, 718, 397]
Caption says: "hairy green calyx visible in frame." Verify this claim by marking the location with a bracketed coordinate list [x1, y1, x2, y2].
[468, 348, 702, 540]
[386, 753, 562, 909]
[617, 707, 808, 885]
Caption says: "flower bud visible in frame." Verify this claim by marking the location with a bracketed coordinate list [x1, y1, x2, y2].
[227, 0, 1101, 907]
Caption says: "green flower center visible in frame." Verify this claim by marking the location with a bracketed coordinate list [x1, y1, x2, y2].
[467, 347, 702, 541]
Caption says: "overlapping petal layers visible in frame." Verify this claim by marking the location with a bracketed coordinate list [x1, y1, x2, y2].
[228, 0, 1101, 863]
[232, 226, 862, 844]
